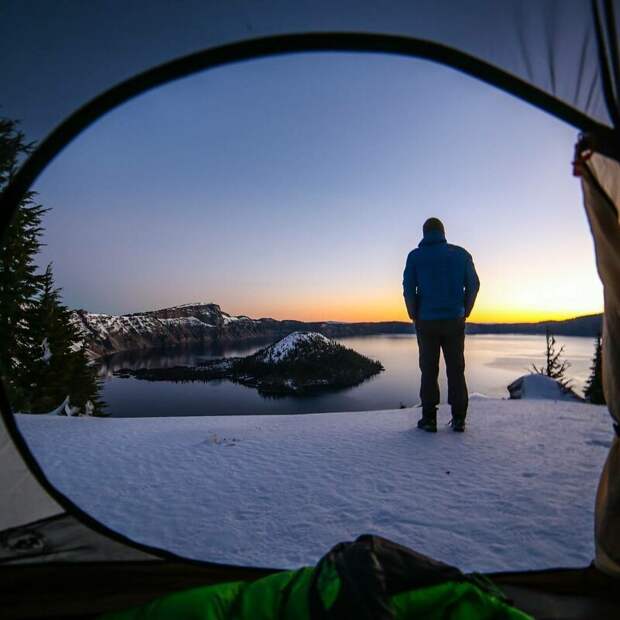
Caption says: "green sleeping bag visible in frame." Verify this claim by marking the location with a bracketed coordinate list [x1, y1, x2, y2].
[100, 535, 532, 620]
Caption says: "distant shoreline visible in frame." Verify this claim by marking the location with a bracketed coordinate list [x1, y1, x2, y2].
[282, 313, 603, 338]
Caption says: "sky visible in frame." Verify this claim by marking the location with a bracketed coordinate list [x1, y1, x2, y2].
[32, 52, 603, 323]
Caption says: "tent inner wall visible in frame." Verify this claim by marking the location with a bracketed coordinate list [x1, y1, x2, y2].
[581, 153, 620, 576]
[0, 0, 612, 142]
[0, 406, 61, 532]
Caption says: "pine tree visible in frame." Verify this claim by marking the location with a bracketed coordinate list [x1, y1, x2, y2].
[0, 118, 46, 410]
[28, 265, 104, 414]
[584, 333, 605, 404]
[532, 328, 571, 388]
[0, 117, 105, 414]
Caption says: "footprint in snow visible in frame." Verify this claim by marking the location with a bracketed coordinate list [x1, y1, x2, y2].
[586, 439, 612, 449]
[198, 434, 240, 447]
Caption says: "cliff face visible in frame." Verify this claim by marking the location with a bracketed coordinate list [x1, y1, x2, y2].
[71, 303, 268, 358]
[72, 303, 416, 358]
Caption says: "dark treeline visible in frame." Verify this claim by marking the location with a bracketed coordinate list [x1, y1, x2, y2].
[0, 118, 103, 414]
[584, 334, 605, 405]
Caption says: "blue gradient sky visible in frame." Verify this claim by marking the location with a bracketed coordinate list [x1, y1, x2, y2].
[33, 53, 602, 322]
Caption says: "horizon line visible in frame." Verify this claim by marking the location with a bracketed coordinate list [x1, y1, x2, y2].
[74, 303, 602, 326]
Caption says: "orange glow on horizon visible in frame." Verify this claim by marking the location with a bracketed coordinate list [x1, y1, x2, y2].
[232, 300, 603, 324]
[213, 251, 605, 326]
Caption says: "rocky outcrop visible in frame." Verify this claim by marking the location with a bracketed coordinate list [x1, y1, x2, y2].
[507, 374, 583, 401]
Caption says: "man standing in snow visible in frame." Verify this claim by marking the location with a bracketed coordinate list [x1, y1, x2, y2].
[402, 218, 480, 432]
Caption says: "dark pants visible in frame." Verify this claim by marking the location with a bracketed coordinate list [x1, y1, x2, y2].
[416, 318, 468, 419]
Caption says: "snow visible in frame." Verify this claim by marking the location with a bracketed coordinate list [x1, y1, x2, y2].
[222, 314, 246, 324]
[173, 302, 216, 309]
[508, 374, 580, 401]
[16, 399, 613, 572]
[45, 396, 69, 416]
[73, 312, 214, 342]
[39, 337, 52, 363]
[63, 402, 80, 416]
[469, 392, 491, 400]
[158, 317, 210, 326]
[258, 331, 332, 362]
[70, 307, 258, 352]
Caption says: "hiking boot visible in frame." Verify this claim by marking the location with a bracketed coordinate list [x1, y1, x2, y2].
[417, 410, 437, 433]
[417, 417, 437, 432]
[450, 417, 466, 432]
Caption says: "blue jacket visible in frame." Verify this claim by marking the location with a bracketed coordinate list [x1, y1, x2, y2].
[403, 230, 480, 321]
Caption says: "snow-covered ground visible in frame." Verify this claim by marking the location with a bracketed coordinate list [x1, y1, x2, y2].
[507, 373, 581, 401]
[17, 398, 613, 572]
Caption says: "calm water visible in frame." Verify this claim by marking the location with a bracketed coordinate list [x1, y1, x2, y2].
[98, 334, 596, 417]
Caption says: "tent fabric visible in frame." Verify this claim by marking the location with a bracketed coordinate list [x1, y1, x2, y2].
[1, 1, 620, 612]
[580, 152, 620, 577]
[3, 561, 619, 620]
[2, 560, 277, 620]
[0, 402, 154, 563]
[0, 406, 62, 532]
[0, 0, 617, 146]
[0, 513, 155, 565]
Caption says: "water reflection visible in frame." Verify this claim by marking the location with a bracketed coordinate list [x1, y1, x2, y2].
[98, 334, 595, 417]
[98, 338, 274, 377]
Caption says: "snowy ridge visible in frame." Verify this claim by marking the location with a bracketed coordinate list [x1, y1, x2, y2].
[255, 332, 333, 363]
[159, 316, 211, 326]
[70, 303, 262, 357]
[222, 313, 251, 324]
[169, 302, 217, 309]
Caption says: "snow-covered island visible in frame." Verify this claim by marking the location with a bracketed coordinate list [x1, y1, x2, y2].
[114, 332, 384, 396]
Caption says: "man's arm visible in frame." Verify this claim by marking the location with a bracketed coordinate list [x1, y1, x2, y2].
[463, 253, 480, 318]
[403, 252, 418, 321]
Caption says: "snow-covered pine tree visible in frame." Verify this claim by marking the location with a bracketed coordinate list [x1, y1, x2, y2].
[531, 328, 571, 388]
[0, 118, 46, 409]
[584, 333, 605, 404]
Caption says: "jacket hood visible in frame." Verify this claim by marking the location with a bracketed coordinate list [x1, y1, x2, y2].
[419, 229, 447, 247]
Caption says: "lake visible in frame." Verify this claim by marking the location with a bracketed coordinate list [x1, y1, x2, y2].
[98, 334, 597, 417]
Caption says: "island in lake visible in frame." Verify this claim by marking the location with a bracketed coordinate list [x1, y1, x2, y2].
[113, 332, 384, 396]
